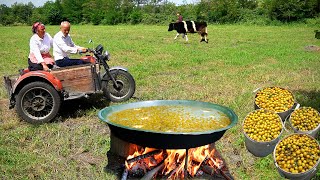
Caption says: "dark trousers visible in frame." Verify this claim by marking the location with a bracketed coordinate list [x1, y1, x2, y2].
[28, 58, 53, 71]
[55, 57, 88, 67]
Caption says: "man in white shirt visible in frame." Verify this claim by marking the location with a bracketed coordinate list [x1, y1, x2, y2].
[53, 21, 88, 67]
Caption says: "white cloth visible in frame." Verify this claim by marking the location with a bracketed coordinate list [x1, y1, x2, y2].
[28, 33, 52, 63]
[53, 31, 79, 61]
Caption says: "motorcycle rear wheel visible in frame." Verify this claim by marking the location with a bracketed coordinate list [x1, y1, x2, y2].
[15, 81, 61, 124]
[102, 69, 135, 102]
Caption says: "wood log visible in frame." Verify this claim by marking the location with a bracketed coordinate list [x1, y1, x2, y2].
[167, 162, 184, 179]
[126, 149, 162, 164]
[141, 161, 165, 180]
[121, 168, 128, 180]
[201, 164, 216, 176]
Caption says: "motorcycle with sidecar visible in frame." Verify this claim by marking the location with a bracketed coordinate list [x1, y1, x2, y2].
[3, 44, 136, 124]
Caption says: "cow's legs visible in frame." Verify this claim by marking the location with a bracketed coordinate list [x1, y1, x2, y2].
[199, 27, 208, 43]
[185, 34, 188, 41]
[174, 33, 180, 40]
[204, 27, 208, 43]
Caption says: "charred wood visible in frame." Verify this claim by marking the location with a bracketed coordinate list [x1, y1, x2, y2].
[201, 164, 217, 176]
[129, 162, 147, 178]
[141, 161, 165, 180]
[121, 168, 128, 180]
[126, 150, 162, 164]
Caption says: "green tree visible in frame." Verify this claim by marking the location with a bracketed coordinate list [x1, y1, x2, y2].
[42, 1, 63, 25]
[263, 0, 318, 22]
[30, 7, 47, 24]
[11, 2, 34, 24]
[61, 0, 87, 23]
[197, 0, 240, 23]
[120, 0, 136, 23]
[0, 4, 14, 25]
[83, 0, 101, 24]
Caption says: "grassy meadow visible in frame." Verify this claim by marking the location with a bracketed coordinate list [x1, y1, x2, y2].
[0, 24, 320, 179]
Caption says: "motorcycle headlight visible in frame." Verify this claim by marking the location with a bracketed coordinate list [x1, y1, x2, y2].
[104, 51, 110, 60]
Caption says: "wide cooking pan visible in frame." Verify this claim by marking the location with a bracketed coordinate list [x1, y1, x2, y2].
[98, 100, 238, 149]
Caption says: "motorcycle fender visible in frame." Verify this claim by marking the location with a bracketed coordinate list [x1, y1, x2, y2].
[12, 71, 63, 95]
[110, 66, 128, 72]
[102, 66, 128, 81]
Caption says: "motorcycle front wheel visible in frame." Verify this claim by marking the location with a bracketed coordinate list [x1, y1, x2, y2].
[102, 69, 135, 102]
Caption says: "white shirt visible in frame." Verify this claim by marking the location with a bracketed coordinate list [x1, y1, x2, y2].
[29, 33, 52, 63]
[53, 31, 79, 60]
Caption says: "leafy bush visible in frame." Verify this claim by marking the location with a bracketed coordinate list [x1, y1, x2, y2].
[263, 0, 319, 22]
[238, 8, 278, 26]
[129, 10, 142, 24]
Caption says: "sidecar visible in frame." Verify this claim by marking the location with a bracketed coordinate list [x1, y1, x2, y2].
[3, 63, 103, 124]
[3, 44, 135, 124]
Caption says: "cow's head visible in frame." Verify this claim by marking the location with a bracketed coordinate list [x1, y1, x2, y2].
[168, 23, 174, 31]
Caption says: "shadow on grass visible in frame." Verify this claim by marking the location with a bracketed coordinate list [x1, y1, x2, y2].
[58, 94, 111, 120]
[104, 151, 125, 179]
[291, 90, 320, 140]
[292, 90, 320, 111]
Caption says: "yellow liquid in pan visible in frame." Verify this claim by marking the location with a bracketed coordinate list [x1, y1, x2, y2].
[108, 105, 231, 133]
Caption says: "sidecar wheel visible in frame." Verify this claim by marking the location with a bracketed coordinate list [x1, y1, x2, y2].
[102, 69, 135, 102]
[16, 81, 61, 124]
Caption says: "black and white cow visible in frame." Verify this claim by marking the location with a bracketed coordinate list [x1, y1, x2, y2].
[168, 21, 208, 43]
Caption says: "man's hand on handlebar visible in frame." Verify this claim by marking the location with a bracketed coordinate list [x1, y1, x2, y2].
[78, 47, 88, 54]
[86, 48, 93, 53]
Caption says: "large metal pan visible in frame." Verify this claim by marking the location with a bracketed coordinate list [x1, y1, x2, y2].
[98, 100, 238, 149]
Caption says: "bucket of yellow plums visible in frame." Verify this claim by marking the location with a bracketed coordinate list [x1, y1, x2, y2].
[243, 109, 284, 157]
[254, 87, 297, 121]
[273, 133, 320, 180]
[288, 107, 320, 138]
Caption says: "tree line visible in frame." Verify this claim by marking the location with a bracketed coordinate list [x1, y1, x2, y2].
[1, 0, 320, 26]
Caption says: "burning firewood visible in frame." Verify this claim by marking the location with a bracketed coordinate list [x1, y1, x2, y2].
[141, 161, 165, 180]
[126, 149, 162, 164]
[121, 168, 128, 180]
[166, 162, 188, 179]
[201, 164, 217, 176]
[200, 157, 232, 180]
[118, 143, 233, 179]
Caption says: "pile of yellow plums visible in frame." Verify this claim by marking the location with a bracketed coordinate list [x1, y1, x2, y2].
[255, 87, 294, 113]
[243, 109, 282, 142]
[289, 107, 320, 132]
[274, 133, 320, 174]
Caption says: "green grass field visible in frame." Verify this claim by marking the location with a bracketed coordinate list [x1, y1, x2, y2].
[0, 24, 319, 179]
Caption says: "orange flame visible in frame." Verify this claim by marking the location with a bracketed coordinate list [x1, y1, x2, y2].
[125, 144, 222, 179]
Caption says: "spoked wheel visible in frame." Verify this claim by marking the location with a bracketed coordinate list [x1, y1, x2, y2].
[102, 69, 135, 102]
[16, 81, 61, 124]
